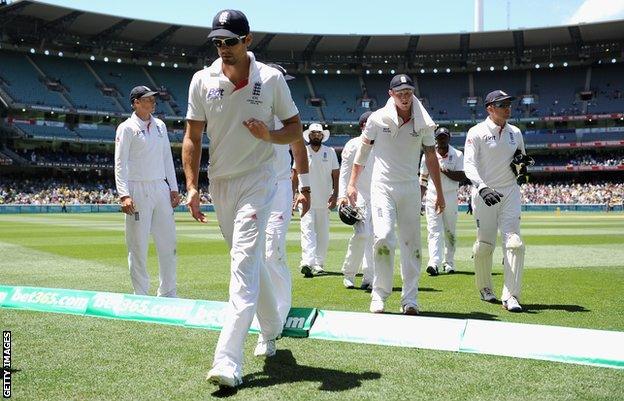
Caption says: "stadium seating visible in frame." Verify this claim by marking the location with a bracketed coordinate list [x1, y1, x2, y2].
[74, 125, 117, 141]
[14, 122, 78, 140]
[288, 75, 320, 122]
[309, 74, 364, 121]
[0, 51, 69, 108]
[148, 67, 196, 116]
[589, 64, 624, 114]
[31, 54, 122, 112]
[531, 66, 586, 117]
[418, 73, 472, 120]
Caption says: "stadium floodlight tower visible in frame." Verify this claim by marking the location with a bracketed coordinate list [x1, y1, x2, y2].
[474, 0, 484, 32]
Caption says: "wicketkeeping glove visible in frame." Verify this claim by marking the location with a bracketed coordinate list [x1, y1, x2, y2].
[510, 150, 535, 185]
[479, 187, 504, 206]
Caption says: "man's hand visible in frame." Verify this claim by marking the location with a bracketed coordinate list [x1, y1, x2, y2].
[346, 184, 358, 206]
[479, 187, 504, 206]
[337, 197, 349, 208]
[293, 190, 310, 217]
[327, 194, 337, 210]
[243, 118, 271, 142]
[120, 196, 135, 215]
[186, 188, 207, 223]
[435, 195, 446, 215]
[170, 191, 181, 208]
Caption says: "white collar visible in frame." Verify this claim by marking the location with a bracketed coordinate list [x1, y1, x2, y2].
[130, 112, 154, 128]
[485, 116, 507, 133]
[208, 51, 258, 82]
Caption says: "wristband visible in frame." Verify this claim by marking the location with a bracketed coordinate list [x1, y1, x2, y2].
[298, 173, 310, 188]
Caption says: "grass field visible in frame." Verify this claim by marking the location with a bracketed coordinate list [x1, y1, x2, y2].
[1, 211, 623, 400]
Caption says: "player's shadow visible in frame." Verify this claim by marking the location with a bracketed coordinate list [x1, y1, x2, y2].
[418, 311, 499, 321]
[521, 303, 589, 313]
[241, 349, 381, 391]
[392, 287, 441, 292]
[434, 271, 501, 276]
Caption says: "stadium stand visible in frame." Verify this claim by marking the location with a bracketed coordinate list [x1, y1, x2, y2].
[589, 64, 624, 114]
[0, 51, 69, 108]
[531, 66, 586, 117]
[310, 74, 364, 121]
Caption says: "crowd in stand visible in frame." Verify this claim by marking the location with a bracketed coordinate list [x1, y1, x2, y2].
[1, 177, 620, 206]
[457, 182, 623, 205]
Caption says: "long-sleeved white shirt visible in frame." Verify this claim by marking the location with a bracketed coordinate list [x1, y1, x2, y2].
[463, 116, 525, 191]
[338, 136, 372, 199]
[114, 113, 178, 198]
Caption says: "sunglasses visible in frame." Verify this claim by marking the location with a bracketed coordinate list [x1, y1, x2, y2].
[212, 35, 246, 48]
[491, 102, 512, 108]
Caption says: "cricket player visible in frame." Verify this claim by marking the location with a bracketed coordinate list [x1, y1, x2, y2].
[464, 90, 530, 312]
[263, 63, 310, 329]
[183, 10, 302, 388]
[295, 123, 339, 278]
[420, 127, 466, 276]
[338, 111, 374, 290]
[347, 74, 445, 315]
[114, 85, 180, 297]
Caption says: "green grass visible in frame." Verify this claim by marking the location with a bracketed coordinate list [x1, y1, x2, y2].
[1, 212, 624, 400]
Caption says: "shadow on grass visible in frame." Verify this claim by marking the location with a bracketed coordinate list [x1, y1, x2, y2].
[393, 287, 441, 292]
[241, 349, 381, 391]
[427, 271, 502, 276]
[522, 304, 590, 313]
[418, 311, 499, 320]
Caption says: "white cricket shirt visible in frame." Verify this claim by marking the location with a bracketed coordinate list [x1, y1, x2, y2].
[362, 97, 435, 183]
[302, 144, 339, 209]
[464, 116, 526, 191]
[420, 145, 464, 199]
[338, 136, 372, 199]
[115, 113, 178, 198]
[272, 117, 292, 181]
[186, 52, 299, 180]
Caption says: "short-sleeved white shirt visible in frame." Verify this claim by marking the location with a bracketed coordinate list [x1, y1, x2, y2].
[420, 145, 463, 199]
[272, 117, 292, 181]
[186, 52, 299, 180]
[363, 97, 435, 183]
[302, 144, 339, 209]
[463, 117, 525, 191]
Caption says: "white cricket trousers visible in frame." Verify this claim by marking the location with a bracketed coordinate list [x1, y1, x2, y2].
[341, 194, 373, 283]
[210, 166, 282, 378]
[299, 207, 330, 266]
[425, 190, 459, 268]
[471, 184, 523, 301]
[124, 180, 176, 297]
[264, 178, 293, 326]
[370, 180, 422, 307]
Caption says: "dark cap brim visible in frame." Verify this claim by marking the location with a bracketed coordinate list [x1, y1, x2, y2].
[141, 91, 158, 98]
[208, 29, 240, 38]
[486, 95, 516, 105]
[391, 84, 415, 91]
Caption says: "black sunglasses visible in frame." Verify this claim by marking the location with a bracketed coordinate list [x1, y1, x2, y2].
[491, 102, 512, 108]
[212, 36, 246, 48]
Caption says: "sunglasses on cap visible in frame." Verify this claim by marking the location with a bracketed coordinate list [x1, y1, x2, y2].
[212, 35, 246, 48]
[491, 101, 512, 108]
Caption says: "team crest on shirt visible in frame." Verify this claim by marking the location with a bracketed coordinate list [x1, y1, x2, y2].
[247, 81, 263, 105]
[323, 151, 328, 161]
[207, 87, 224, 100]
[410, 130, 420, 137]
[156, 125, 164, 137]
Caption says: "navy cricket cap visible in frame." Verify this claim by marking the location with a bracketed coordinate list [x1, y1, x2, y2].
[208, 10, 250, 38]
[484, 90, 516, 106]
[358, 111, 373, 127]
[130, 86, 157, 103]
[267, 63, 294, 81]
[389, 74, 415, 91]
[435, 127, 451, 138]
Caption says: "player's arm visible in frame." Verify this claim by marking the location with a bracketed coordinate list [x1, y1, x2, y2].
[162, 125, 180, 208]
[348, 123, 375, 205]
[291, 139, 310, 217]
[182, 120, 207, 222]
[419, 154, 428, 200]
[338, 142, 354, 206]
[424, 145, 445, 214]
[329, 168, 340, 209]
[442, 169, 467, 182]
[114, 124, 134, 215]
[464, 129, 503, 206]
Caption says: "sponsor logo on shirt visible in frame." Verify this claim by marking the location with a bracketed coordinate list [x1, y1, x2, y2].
[485, 135, 496, 141]
[382, 127, 392, 134]
[509, 131, 516, 145]
[207, 87, 224, 100]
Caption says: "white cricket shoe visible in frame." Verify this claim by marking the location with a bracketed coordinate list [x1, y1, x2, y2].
[503, 296, 523, 312]
[207, 368, 242, 388]
[369, 299, 385, 313]
[343, 276, 355, 289]
[479, 288, 497, 303]
[311, 265, 325, 275]
[254, 339, 277, 358]
[400, 303, 419, 315]
[443, 263, 455, 274]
